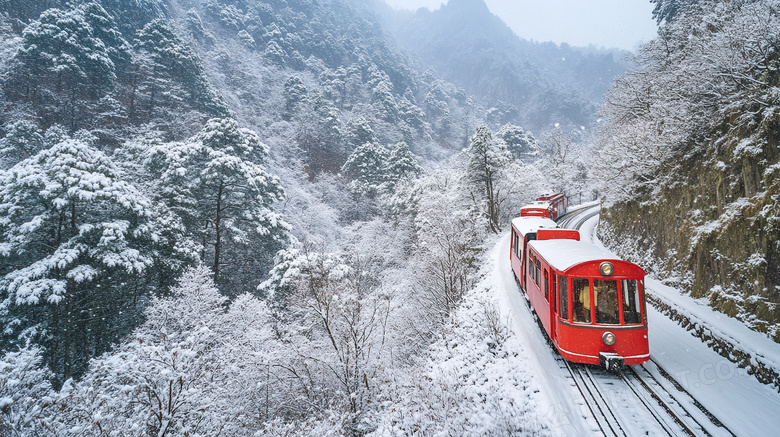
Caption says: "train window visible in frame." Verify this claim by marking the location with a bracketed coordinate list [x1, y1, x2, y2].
[572, 278, 591, 323]
[535, 260, 541, 286]
[543, 270, 549, 300]
[621, 279, 642, 324]
[558, 276, 568, 320]
[594, 280, 620, 325]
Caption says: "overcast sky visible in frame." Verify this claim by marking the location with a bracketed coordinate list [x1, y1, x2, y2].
[383, 0, 658, 51]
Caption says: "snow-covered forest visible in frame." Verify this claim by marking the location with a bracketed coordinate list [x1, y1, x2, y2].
[1, 0, 779, 435]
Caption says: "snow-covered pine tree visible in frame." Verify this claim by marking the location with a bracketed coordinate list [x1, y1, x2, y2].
[341, 142, 390, 196]
[466, 125, 511, 232]
[8, 4, 126, 131]
[133, 19, 228, 122]
[345, 116, 377, 152]
[0, 121, 44, 169]
[145, 118, 289, 295]
[650, 0, 698, 23]
[0, 139, 160, 382]
[284, 75, 309, 118]
[497, 123, 539, 163]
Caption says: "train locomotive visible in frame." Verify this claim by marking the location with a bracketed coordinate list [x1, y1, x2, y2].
[510, 195, 649, 370]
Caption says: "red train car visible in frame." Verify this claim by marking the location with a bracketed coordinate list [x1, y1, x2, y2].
[518, 201, 554, 219]
[510, 216, 558, 291]
[536, 193, 568, 221]
[510, 220, 649, 370]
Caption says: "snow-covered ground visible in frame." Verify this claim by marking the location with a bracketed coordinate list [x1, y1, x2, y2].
[492, 233, 599, 435]
[488, 209, 780, 436]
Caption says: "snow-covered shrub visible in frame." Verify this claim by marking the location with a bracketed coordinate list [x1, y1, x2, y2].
[56, 265, 290, 435]
[412, 169, 487, 322]
[0, 346, 56, 436]
[371, 288, 550, 436]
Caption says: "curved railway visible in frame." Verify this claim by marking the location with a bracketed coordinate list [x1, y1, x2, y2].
[542, 205, 737, 437]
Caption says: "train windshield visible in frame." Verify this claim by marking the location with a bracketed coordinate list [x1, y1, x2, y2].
[572, 278, 591, 323]
[594, 280, 620, 324]
[621, 279, 642, 324]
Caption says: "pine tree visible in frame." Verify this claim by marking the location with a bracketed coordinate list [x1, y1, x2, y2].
[345, 116, 376, 152]
[146, 118, 289, 295]
[133, 19, 228, 120]
[650, 0, 698, 23]
[341, 142, 390, 195]
[284, 75, 309, 117]
[386, 141, 423, 184]
[0, 139, 160, 382]
[9, 4, 126, 131]
[0, 121, 44, 169]
[497, 123, 539, 162]
[466, 125, 510, 232]
[371, 79, 399, 123]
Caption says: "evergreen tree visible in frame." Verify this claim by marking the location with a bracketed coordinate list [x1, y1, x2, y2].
[146, 118, 289, 295]
[284, 75, 309, 117]
[371, 79, 399, 123]
[386, 141, 423, 183]
[345, 116, 376, 151]
[497, 123, 539, 162]
[133, 19, 228, 120]
[341, 142, 390, 195]
[0, 139, 160, 382]
[466, 125, 510, 233]
[98, 0, 166, 36]
[650, 0, 698, 23]
[8, 4, 127, 131]
[398, 94, 426, 132]
[0, 121, 44, 169]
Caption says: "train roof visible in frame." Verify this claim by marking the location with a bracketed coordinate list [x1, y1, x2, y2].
[522, 200, 551, 208]
[527, 239, 622, 272]
[511, 216, 558, 235]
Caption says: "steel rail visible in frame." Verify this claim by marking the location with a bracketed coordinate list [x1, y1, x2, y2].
[560, 359, 627, 437]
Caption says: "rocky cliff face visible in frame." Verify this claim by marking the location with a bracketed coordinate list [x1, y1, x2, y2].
[594, 0, 780, 341]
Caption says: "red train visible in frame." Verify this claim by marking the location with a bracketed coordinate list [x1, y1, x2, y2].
[517, 193, 568, 221]
[509, 209, 649, 370]
[536, 193, 568, 220]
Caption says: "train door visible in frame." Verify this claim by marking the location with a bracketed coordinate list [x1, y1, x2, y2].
[522, 234, 537, 291]
[550, 272, 557, 341]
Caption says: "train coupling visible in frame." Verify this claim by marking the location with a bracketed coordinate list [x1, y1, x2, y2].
[599, 352, 624, 372]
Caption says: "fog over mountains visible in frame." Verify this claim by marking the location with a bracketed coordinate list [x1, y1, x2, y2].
[376, 0, 628, 131]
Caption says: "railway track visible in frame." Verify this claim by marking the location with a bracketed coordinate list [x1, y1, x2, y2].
[556, 204, 600, 229]
[556, 355, 738, 436]
[560, 358, 627, 437]
[551, 204, 737, 437]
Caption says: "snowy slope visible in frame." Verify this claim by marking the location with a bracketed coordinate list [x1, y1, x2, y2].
[492, 235, 600, 436]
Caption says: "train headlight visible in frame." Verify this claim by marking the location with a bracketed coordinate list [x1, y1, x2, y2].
[600, 262, 614, 276]
[602, 331, 616, 346]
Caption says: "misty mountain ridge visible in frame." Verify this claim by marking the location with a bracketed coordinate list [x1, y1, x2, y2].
[377, 0, 629, 131]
